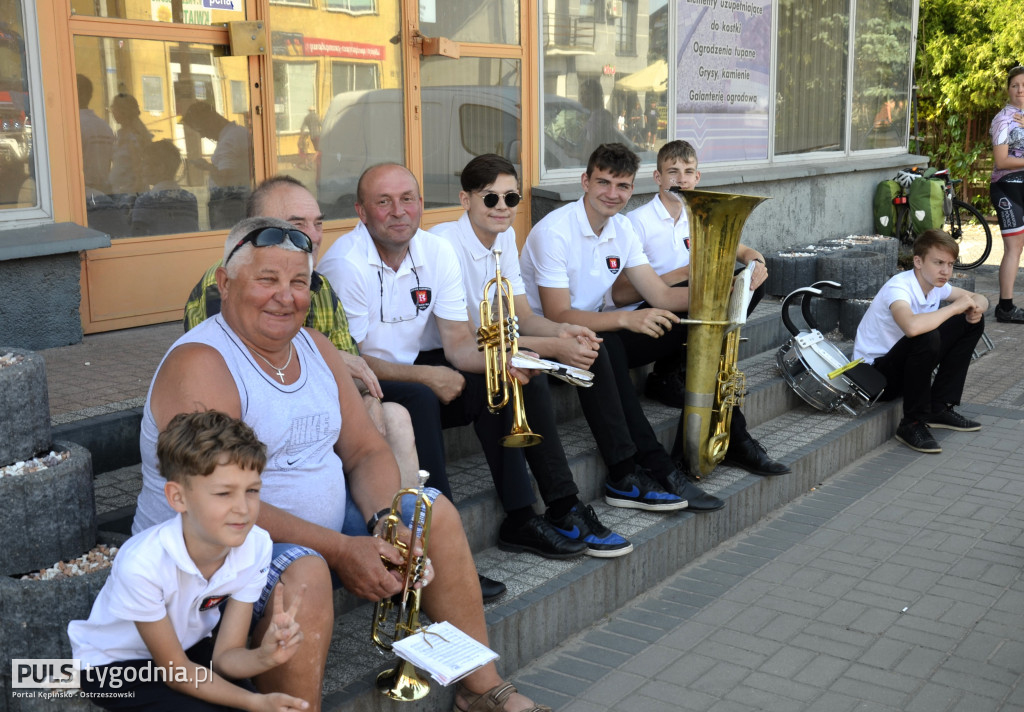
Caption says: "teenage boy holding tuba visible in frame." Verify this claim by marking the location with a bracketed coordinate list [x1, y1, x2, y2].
[521, 143, 787, 493]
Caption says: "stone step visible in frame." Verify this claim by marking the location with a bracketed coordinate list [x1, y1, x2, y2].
[315, 395, 902, 712]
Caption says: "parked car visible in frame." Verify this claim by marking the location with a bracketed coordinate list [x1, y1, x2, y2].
[317, 85, 646, 218]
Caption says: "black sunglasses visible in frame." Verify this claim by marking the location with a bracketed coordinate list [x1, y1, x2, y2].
[481, 191, 521, 208]
[225, 227, 313, 265]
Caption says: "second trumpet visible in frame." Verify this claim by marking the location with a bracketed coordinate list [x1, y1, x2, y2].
[476, 248, 542, 448]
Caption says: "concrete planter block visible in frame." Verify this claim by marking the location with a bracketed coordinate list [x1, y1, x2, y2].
[806, 297, 841, 334]
[815, 250, 886, 300]
[0, 349, 51, 467]
[818, 235, 899, 275]
[840, 299, 873, 340]
[0, 442, 96, 576]
[0, 566, 110, 711]
[948, 272, 975, 293]
[764, 246, 837, 297]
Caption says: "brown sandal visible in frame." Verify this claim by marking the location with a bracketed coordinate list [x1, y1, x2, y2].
[453, 682, 552, 712]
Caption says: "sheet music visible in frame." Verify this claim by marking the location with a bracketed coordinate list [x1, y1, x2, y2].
[390, 621, 499, 686]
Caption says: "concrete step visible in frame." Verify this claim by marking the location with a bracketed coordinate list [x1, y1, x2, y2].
[316, 394, 902, 711]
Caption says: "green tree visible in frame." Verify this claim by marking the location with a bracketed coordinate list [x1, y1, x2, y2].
[916, 0, 1024, 207]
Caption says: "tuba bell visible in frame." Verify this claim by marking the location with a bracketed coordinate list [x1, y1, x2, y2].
[371, 470, 434, 701]
[671, 189, 767, 478]
[476, 248, 543, 447]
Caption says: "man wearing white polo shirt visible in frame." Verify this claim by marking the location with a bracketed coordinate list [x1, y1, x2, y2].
[853, 229, 985, 454]
[522, 143, 787, 491]
[316, 163, 589, 574]
[520, 143, 727, 510]
[611, 140, 767, 409]
[429, 153, 634, 557]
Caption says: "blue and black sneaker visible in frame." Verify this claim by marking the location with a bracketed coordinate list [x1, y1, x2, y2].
[604, 467, 688, 512]
[547, 504, 634, 558]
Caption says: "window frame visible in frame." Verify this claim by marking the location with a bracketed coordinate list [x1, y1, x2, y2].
[2, 0, 52, 226]
[537, 0, 918, 181]
[325, 0, 378, 14]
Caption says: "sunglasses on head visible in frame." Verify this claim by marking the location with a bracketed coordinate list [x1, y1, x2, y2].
[225, 227, 313, 265]
[480, 191, 521, 208]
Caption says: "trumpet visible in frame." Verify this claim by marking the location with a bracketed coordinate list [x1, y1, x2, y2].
[476, 248, 542, 448]
[371, 470, 434, 701]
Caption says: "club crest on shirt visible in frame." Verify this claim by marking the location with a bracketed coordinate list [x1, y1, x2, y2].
[411, 287, 432, 311]
[199, 594, 228, 612]
[605, 256, 621, 274]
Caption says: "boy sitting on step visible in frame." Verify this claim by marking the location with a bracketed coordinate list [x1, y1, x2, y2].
[69, 410, 309, 711]
[853, 230, 987, 454]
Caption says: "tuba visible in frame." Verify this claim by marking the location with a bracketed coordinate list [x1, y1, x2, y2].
[672, 189, 767, 478]
[476, 248, 543, 447]
[371, 470, 434, 701]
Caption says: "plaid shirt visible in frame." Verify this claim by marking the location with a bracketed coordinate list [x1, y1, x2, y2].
[183, 260, 359, 356]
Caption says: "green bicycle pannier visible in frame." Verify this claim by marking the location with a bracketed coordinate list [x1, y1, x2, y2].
[907, 174, 945, 233]
[872, 179, 901, 236]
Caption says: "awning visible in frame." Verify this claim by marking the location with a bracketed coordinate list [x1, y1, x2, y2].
[615, 59, 668, 93]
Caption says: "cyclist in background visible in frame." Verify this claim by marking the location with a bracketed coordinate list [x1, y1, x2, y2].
[990, 66, 1024, 323]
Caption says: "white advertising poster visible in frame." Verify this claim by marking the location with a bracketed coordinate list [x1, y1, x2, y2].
[675, 0, 772, 162]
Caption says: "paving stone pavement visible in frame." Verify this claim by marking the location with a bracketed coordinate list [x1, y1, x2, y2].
[510, 406, 1024, 712]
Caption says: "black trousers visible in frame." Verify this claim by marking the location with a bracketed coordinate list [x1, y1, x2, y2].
[380, 350, 577, 512]
[576, 336, 675, 477]
[871, 314, 983, 423]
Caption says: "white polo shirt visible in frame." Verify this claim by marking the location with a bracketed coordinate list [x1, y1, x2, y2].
[429, 213, 525, 331]
[68, 514, 272, 667]
[317, 220, 468, 365]
[853, 269, 953, 364]
[520, 198, 649, 315]
[611, 194, 692, 311]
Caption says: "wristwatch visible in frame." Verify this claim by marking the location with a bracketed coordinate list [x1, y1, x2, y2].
[366, 507, 392, 535]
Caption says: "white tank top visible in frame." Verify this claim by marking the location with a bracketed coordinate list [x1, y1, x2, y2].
[134, 314, 346, 534]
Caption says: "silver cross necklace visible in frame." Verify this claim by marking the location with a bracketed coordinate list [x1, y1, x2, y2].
[249, 343, 294, 383]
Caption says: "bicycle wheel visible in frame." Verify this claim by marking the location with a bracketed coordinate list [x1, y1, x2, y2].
[947, 199, 992, 270]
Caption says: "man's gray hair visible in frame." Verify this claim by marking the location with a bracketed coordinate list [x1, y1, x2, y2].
[222, 216, 313, 277]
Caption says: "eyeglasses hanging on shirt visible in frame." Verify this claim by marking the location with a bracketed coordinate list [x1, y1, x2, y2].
[378, 250, 430, 323]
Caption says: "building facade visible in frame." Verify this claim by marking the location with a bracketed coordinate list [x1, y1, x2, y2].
[0, 0, 918, 348]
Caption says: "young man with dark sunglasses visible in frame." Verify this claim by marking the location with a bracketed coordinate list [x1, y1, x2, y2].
[427, 154, 633, 557]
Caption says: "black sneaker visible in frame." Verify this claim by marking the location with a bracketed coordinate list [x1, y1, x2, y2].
[547, 505, 633, 558]
[927, 406, 981, 432]
[644, 370, 686, 409]
[994, 304, 1024, 323]
[497, 516, 587, 559]
[605, 467, 688, 511]
[895, 420, 941, 454]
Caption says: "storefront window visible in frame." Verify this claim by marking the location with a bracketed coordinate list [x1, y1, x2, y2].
[268, 1, 400, 219]
[74, 36, 252, 236]
[774, 0, 850, 156]
[70, 0, 244, 25]
[540, 0, 658, 175]
[850, 0, 913, 150]
[420, 56, 521, 209]
[0, 0, 38, 212]
[420, 0, 519, 46]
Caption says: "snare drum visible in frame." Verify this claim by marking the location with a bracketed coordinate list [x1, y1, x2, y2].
[777, 330, 871, 415]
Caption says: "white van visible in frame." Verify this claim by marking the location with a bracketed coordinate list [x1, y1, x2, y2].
[316, 85, 645, 218]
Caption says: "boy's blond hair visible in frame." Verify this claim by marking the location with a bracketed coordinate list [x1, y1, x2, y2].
[157, 410, 266, 483]
[913, 228, 959, 261]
